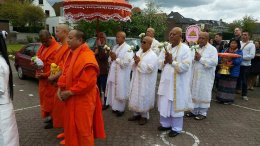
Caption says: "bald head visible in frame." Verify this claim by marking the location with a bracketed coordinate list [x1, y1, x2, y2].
[116, 31, 126, 45]
[67, 29, 85, 50]
[141, 36, 153, 52]
[146, 27, 155, 38]
[39, 29, 52, 47]
[39, 29, 51, 38]
[56, 24, 70, 42]
[169, 27, 182, 46]
[198, 31, 209, 47]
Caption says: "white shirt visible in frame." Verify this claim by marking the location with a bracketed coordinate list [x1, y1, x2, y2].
[241, 41, 256, 66]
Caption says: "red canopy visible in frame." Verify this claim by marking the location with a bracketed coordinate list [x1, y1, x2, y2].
[64, 0, 132, 22]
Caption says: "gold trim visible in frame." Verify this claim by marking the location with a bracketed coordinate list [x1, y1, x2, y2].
[173, 43, 181, 112]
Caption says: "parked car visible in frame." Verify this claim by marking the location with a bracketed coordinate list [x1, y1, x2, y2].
[14, 43, 41, 79]
[86, 37, 141, 52]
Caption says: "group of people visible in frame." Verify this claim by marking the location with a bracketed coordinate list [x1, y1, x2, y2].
[212, 28, 258, 104]
[0, 23, 259, 146]
[94, 27, 219, 138]
[95, 26, 259, 139]
[35, 25, 106, 146]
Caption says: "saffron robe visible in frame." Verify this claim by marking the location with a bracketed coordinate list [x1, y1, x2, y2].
[57, 43, 106, 146]
[36, 37, 60, 118]
[52, 42, 70, 128]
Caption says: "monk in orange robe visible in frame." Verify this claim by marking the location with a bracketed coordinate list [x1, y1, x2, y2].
[48, 24, 70, 129]
[36, 30, 60, 127]
[57, 29, 106, 146]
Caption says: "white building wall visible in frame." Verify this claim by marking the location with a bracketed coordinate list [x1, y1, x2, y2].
[46, 16, 66, 34]
[32, 0, 56, 17]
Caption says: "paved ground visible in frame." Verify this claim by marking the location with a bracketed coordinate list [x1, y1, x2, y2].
[11, 63, 260, 146]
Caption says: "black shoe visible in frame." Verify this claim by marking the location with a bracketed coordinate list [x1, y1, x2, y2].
[44, 122, 53, 129]
[168, 130, 180, 137]
[128, 115, 141, 121]
[112, 110, 118, 114]
[138, 117, 148, 125]
[116, 111, 124, 117]
[158, 126, 171, 131]
[185, 112, 196, 117]
[194, 114, 206, 120]
[43, 117, 52, 123]
[102, 105, 109, 110]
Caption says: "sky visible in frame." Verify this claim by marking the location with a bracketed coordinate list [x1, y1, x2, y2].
[48, 0, 260, 23]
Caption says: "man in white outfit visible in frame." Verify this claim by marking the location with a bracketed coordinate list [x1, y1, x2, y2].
[157, 27, 193, 137]
[186, 32, 218, 120]
[146, 27, 160, 56]
[128, 36, 158, 125]
[105, 31, 133, 117]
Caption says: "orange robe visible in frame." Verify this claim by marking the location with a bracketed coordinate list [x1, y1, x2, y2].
[57, 43, 106, 146]
[52, 42, 70, 128]
[36, 37, 60, 118]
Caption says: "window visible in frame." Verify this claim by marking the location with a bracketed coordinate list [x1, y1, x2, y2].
[45, 10, 50, 17]
[22, 45, 35, 57]
[52, 27, 55, 35]
[60, 7, 64, 16]
[46, 24, 49, 32]
[39, 0, 43, 5]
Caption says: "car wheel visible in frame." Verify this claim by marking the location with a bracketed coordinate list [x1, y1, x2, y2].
[17, 66, 26, 79]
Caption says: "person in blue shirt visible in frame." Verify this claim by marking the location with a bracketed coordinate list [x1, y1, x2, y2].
[216, 38, 243, 104]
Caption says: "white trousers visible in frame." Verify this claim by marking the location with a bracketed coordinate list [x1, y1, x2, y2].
[192, 108, 208, 116]
[133, 112, 149, 119]
[160, 115, 183, 132]
[0, 102, 19, 146]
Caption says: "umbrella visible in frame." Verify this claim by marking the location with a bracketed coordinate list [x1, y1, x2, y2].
[64, 0, 132, 22]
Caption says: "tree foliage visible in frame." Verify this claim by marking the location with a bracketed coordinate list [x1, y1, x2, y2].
[0, 0, 45, 27]
[229, 15, 257, 35]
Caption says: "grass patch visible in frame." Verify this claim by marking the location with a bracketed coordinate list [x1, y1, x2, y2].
[7, 44, 24, 55]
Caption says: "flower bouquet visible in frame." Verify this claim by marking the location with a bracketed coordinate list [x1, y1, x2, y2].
[31, 56, 44, 69]
[103, 45, 111, 53]
[139, 33, 145, 40]
[158, 41, 170, 53]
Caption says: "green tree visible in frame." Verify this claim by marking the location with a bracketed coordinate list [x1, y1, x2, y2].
[0, 0, 45, 28]
[229, 15, 257, 35]
[123, 0, 167, 40]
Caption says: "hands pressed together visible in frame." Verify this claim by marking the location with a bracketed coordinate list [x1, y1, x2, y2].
[57, 88, 74, 101]
[164, 51, 173, 64]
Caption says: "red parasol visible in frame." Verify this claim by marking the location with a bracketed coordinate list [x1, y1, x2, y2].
[64, 0, 132, 22]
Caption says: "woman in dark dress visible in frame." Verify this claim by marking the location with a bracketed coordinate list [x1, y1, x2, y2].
[216, 38, 243, 104]
[248, 40, 260, 89]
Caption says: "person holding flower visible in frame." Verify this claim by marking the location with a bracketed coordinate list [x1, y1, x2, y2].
[94, 32, 110, 110]
[105, 31, 134, 117]
[187, 32, 218, 120]
[157, 27, 193, 137]
[128, 36, 158, 125]
[216, 38, 243, 104]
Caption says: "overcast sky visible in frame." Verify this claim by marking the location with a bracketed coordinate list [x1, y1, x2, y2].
[48, 0, 260, 23]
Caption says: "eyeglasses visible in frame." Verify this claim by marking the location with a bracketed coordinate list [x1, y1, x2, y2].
[141, 41, 146, 44]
